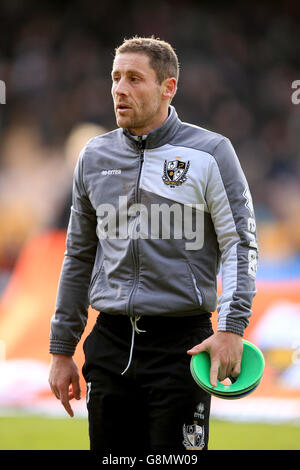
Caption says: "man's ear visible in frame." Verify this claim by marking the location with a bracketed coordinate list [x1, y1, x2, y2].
[162, 77, 177, 101]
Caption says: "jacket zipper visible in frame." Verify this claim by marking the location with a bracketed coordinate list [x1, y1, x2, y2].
[127, 136, 145, 317]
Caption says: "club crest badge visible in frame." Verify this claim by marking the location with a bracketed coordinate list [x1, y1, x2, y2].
[162, 158, 190, 188]
[182, 423, 205, 450]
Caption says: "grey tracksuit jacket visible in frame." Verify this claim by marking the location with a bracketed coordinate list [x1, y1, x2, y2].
[49, 106, 258, 356]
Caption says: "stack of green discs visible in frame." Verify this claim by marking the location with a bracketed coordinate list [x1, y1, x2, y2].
[190, 339, 265, 399]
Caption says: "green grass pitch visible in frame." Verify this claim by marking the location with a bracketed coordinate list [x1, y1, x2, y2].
[0, 416, 300, 450]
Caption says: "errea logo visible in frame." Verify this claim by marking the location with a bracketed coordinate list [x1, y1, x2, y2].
[101, 169, 122, 176]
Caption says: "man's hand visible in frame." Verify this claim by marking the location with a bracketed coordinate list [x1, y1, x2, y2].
[48, 354, 81, 417]
[187, 331, 243, 387]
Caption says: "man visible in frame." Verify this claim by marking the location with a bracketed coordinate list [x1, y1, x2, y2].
[49, 37, 258, 453]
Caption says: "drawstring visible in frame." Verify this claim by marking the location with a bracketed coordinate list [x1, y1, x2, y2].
[121, 315, 146, 375]
[131, 315, 146, 334]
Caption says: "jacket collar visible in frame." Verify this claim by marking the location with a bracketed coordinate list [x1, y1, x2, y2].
[122, 106, 181, 150]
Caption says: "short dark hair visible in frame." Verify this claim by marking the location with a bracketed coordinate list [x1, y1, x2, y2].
[114, 36, 179, 84]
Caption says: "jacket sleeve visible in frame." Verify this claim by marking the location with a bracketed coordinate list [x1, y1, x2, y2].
[49, 146, 98, 355]
[206, 137, 258, 336]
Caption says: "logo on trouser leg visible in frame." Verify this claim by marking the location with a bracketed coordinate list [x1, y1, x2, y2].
[194, 402, 204, 420]
[182, 424, 205, 450]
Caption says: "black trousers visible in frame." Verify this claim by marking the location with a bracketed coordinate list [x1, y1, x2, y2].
[82, 312, 213, 455]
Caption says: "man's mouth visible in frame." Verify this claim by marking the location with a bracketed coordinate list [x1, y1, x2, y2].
[117, 104, 131, 112]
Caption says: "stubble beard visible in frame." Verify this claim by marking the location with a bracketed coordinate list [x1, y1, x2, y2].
[116, 102, 161, 134]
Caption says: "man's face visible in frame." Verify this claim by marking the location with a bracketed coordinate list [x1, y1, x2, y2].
[111, 52, 167, 135]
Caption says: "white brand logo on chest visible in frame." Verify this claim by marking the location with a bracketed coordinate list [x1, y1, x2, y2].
[101, 169, 122, 175]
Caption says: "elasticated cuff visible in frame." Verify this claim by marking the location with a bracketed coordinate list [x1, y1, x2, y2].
[49, 338, 77, 356]
[217, 318, 245, 337]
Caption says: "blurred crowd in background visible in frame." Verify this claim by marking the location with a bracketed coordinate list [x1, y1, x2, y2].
[0, 0, 300, 293]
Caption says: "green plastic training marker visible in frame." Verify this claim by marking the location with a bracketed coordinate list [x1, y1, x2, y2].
[190, 339, 265, 399]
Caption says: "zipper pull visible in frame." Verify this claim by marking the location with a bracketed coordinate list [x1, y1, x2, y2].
[137, 136, 145, 150]
[137, 137, 145, 162]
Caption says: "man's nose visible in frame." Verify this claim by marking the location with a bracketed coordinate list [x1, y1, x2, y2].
[115, 77, 128, 96]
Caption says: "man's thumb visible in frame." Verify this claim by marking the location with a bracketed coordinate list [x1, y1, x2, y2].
[187, 342, 206, 355]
